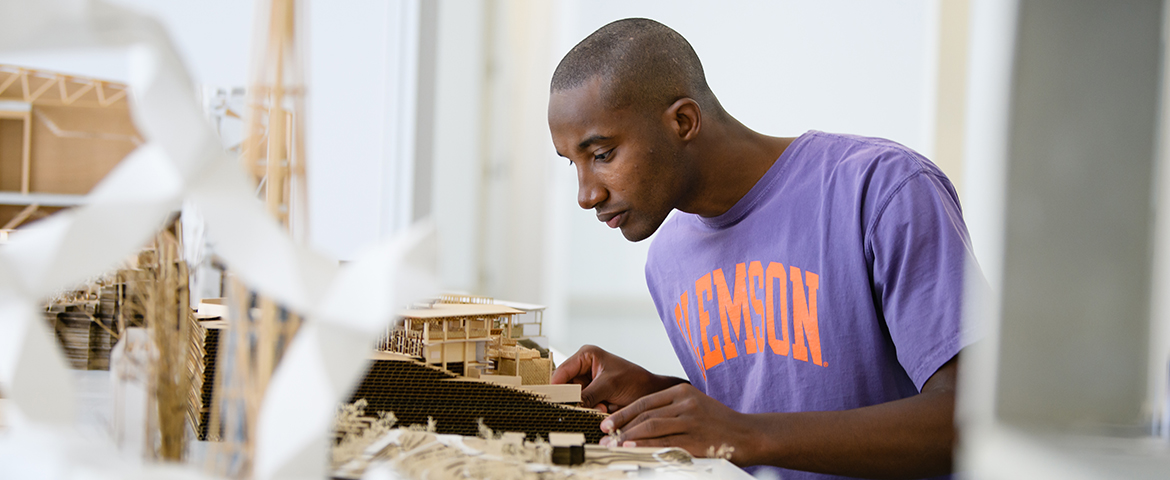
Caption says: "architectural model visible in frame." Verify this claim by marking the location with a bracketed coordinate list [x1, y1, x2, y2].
[0, 64, 140, 231]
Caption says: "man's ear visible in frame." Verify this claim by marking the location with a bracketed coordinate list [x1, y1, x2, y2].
[664, 97, 701, 142]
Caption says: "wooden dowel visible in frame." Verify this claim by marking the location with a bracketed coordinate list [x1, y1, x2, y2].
[2, 203, 38, 230]
[64, 81, 95, 105]
[0, 70, 20, 95]
[99, 87, 127, 107]
[423, 322, 429, 362]
[57, 75, 66, 102]
[20, 111, 30, 194]
[28, 75, 57, 102]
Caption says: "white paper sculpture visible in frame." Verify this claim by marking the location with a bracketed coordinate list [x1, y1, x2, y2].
[0, 1, 437, 479]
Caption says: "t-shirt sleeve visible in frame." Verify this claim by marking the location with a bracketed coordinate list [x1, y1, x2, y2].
[867, 170, 979, 391]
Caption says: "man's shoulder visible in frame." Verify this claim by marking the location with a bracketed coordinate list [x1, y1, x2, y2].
[790, 131, 955, 217]
[795, 130, 940, 178]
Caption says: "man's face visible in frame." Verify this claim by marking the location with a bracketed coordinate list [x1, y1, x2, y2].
[548, 78, 691, 242]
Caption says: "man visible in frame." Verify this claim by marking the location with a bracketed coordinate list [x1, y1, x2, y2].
[547, 18, 975, 480]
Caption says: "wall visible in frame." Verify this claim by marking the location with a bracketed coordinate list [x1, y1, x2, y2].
[430, 0, 485, 293]
[0, 0, 416, 263]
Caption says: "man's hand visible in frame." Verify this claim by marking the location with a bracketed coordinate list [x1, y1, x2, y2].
[598, 383, 762, 463]
[551, 345, 687, 413]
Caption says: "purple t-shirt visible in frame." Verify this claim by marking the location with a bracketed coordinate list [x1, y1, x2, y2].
[645, 131, 974, 480]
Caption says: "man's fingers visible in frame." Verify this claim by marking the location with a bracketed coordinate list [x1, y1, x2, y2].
[618, 406, 687, 441]
[601, 388, 677, 433]
[580, 372, 620, 409]
[620, 436, 669, 448]
[594, 402, 622, 414]
[550, 349, 592, 385]
[620, 433, 687, 449]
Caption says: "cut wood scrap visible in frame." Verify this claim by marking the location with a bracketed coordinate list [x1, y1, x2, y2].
[550, 431, 586, 465]
[518, 384, 581, 403]
[548, 432, 585, 447]
[195, 301, 228, 319]
[441, 374, 521, 387]
[199, 319, 228, 329]
[487, 344, 540, 360]
[582, 444, 694, 467]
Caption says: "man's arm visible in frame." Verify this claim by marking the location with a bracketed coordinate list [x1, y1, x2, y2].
[604, 355, 959, 479]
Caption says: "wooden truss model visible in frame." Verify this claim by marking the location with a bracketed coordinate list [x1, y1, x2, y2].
[0, 65, 141, 232]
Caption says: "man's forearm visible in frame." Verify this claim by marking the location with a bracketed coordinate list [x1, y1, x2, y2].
[746, 388, 955, 479]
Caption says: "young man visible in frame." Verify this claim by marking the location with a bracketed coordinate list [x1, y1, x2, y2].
[547, 18, 975, 480]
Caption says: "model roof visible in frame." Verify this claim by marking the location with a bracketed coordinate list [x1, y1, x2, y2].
[398, 303, 523, 319]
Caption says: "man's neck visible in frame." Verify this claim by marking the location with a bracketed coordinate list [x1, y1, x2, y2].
[682, 116, 794, 217]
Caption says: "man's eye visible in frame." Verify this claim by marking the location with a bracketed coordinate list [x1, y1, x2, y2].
[594, 150, 612, 161]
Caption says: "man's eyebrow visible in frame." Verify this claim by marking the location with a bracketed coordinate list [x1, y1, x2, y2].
[578, 134, 612, 150]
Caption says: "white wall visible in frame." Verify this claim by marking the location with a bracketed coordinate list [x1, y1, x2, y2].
[431, 0, 485, 293]
[0, 0, 254, 94]
[305, 0, 402, 260]
[0, 0, 416, 262]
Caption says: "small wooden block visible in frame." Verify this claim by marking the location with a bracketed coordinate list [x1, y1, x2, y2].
[547, 430, 585, 465]
[519, 383, 581, 403]
[195, 302, 228, 319]
[550, 433, 586, 466]
[548, 432, 586, 447]
[478, 374, 523, 386]
[552, 446, 584, 465]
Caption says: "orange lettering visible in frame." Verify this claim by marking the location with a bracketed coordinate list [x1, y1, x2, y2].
[748, 261, 767, 353]
[765, 262, 790, 356]
[791, 267, 823, 366]
[674, 292, 705, 377]
[713, 264, 757, 356]
[696, 273, 725, 370]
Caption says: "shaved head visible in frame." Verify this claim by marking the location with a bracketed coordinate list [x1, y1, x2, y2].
[551, 18, 719, 115]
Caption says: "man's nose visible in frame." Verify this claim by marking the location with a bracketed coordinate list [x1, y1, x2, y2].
[577, 167, 607, 210]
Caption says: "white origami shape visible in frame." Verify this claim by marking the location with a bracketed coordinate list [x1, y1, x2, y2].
[0, 1, 437, 478]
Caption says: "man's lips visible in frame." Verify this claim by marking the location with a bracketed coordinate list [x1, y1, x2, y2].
[597, 210, 627, 229]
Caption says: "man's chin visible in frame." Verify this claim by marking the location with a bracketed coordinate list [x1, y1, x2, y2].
[619, 222, 655, 242]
